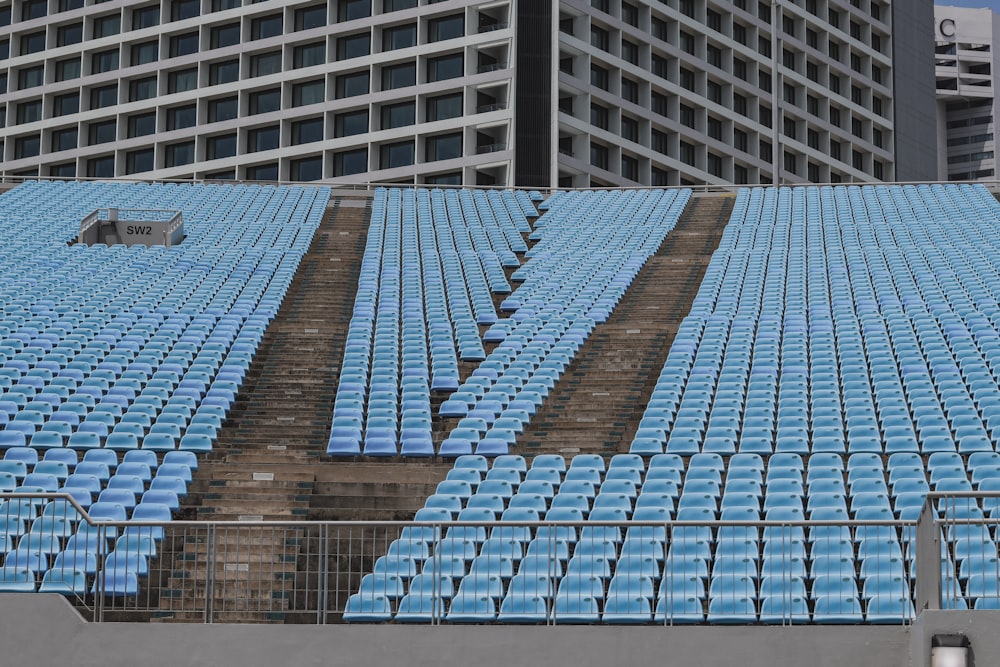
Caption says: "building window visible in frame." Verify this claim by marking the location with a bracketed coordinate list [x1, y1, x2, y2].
[293, 79, 325, 106]
[381, 101, 415, 129]
[87, 156, 115, 178]
[128, 112, 156, 137]
[129, 76, 157, 101]
[165, 141, 195, 167]
[18, 66, 44, 89]
[707, 153, 722, 177]
[251, 14, 282, 40]
[622, 40, 639, 66]
[679, 141, 695, 166]
[679, 104, 695, 129]
[168, 68, 197, 93]
[171, 0, 199, 21]
[49, 163, 76, 178]
[132, 5, 160, 29]
[621, 117, 638, 143]
[707, 117, 722, 140]
[167, 104, 196, 130]
[248, 126, 279, 152]
[338, 33, 370, 59]
[295, 5, 326, 31]
[290, 156, 323, 181]
[429, 14, 463, 42]
[208, 96, 238, 122]
[621, 77, 639, 104]
[57, 23, 83, 46]
[126, 149, 155, 174]
[14, 135, 40, 159]
[335, 109, 368, 137]
[590, 103, 609, 130]
[212, 0, 241, 10]
[622, 155, 639, 181]
[16, 100, 41, 124]
[428, 53, 463, 81]
[210, 23, 240, 48]
[590, 142, 608, 170]
[384, 0, 417, 12]
[93, 49, 119, 73]
[55, 58, 81, 81]
[651, 129, 668, 154]
[291, 117, 323, 144]
[53, 93, 79, 117]
[383, 23, 417, 51]
[679, 67, 696, 91]
[590, 64, 609, 90]
[247, 163, 278, 181]
[132, 41, 158, 66]
[20, 31, 45, 55]
[205, 169, 236, 179]
[89, 120, 116, 144]
[52, 127, 77, 152]
[336, 71, 369, 98]
[93, 14, 120, 38]
[338, 0, 371, 21]
[382, 62, 415, 89]
[380, 140, 414, 168]
[207, 134, 237, 159]
[91, 85, 118, 109]
[251, 51, 282, 77]
[22, 0, 46, 20]
[294, 42, 325, 68]
[249, 89, 281, 114]
[427, 93, 462, 121]
[210, 60, 239, 84]
[426, 132, 462, 161]
[334, 147, 368, 175]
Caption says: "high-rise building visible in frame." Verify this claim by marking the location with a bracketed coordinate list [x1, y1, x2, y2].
[0, 0, 937, 186]
[934, 5, 1000, 182]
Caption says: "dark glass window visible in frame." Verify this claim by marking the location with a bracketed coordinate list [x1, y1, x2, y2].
[89, 120, 116, 144]
[128, 112, 156, 137]
[170, 32, 199, 57]
[18, 66, 44, 89]
[335, 109, 368, 137]
[167, 104, 197, 130]
[383, 24, 417, 50]
[166, 141, 195, 167]
[22, 0, 47, 20]
[338, 0, 370, 21]
[209, 60, 239, 84]
[334, 148, 367, 175]
[249, 89, 280, 114]
[211, 23, 240, 48]
[290, 156, 323, 181]
[171, 0, 199, 21]
[132, 41, 158, 66]
[337, 32, 370, 59]
[426, 93, 462, 121]
[428, 53, 462, 81]
[380, 140, 414, 168]
[93, 14, 120, 37]
[14, 135, 40, 159]
[50, 163, 76, 178]
[293, 80, 324, 106]
[57, 23, 83, 46]
[336, 71, 369, 98]
[207, 134, 237, 159]
[16, 100, 42, 124]
[126, 149, 155, 174]
[294, 42, 325, 68]
[426, 133, 461, 161]
[56, 58, 81, 82]
[87, 156, 115, 178]
[295, 4, 326, 30]
[92, 49, 119, 73]
[91, 85, 118, 109]
[246, 163, 278, 181]
[429, 15, 463, 41]
[52, 127, 77, 151]
[381, 101, 414, 129]
[168, 68, 197, 93]
[291, 117, 323, 144]
[248, 126, 280, 152]
[132, 6, 160, 29]
[208, 96, 238, 122]
[129, 76, 157, 101]
[53, 93, 80, 117]
[251, 14, 282, 39]
[251, 51, 282, 76]
[385, 0, 416, 10]
[382, 62, 415, 89]
[212, 0, 241, 10]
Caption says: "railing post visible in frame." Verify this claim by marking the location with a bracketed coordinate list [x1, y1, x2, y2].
[915, 497, 942, 612]
[205, 524, 216, 623]
[318, 523, 328, 624]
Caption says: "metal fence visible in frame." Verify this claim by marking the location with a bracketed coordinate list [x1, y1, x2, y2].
[2, 492, 999, 624]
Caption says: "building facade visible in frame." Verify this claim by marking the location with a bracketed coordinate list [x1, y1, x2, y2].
[0, 0, 937, 186]
[934, 6, 1000, 183]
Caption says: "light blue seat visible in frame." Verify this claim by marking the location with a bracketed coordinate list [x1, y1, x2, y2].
[813, 595, 863, 623]
[343, 593, 393, 622]
[394, 594, 445, 622]
[552, 595, 600, 623]
[446, 593, 496, 622]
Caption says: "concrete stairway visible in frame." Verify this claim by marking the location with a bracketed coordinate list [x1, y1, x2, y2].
[515, 193, 733, 458]
[154, 195, 372, 622]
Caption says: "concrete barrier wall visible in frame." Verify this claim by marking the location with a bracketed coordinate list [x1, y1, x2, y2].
[0, 595, 913, 667]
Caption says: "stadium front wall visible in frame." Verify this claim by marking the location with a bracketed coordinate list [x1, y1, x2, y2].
[0, 594, 934, 667]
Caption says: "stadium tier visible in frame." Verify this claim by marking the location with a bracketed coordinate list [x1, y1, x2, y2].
[2, 181, 1000, 635]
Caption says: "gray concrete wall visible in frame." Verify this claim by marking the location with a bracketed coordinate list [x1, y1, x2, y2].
[910, 610, 1000, 667]
[893, 0, 939, 181]
[0, 595, 912, 667]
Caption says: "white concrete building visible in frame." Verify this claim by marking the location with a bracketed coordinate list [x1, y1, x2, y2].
[0, 0, 937, 186]
[934, 5, 1000, 182]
